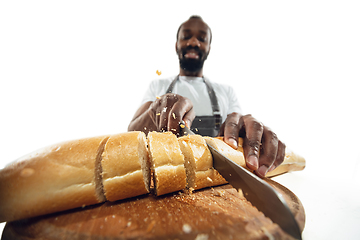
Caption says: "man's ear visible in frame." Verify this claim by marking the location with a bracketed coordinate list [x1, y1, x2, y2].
[175, 42, 178, 54]
[205, 45, 211, 59]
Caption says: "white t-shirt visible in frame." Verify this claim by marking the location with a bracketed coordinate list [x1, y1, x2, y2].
[141, 76, 242, 123]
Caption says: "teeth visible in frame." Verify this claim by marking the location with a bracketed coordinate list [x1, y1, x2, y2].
[185, 52, 199, 59]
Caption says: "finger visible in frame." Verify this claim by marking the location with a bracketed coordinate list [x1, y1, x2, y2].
[218, 118, 225, 136]
[183, 107, 196, 128]
[158, 108, 169, 132]
[222, 112, 242, 149]
[149, 99, 162, 130]
[268, 140, 286, 173]
[255, 127, 278, 177]
[242, 115, 264, 171]
[157, 95, 176, 132]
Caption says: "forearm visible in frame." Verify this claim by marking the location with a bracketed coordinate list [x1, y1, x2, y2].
[128, 110, 156, 134]
[128, 102, 157, 134]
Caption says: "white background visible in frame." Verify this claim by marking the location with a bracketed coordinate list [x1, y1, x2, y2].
[1, 1, 359, 239]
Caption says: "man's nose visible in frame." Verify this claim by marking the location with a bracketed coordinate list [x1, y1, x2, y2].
[186, 36, 201, 47]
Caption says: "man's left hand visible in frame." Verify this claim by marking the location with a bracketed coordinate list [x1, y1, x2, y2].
[219, 113, 286, 178]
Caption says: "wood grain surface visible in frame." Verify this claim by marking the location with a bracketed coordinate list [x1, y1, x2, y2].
[2, 179, 305, 240]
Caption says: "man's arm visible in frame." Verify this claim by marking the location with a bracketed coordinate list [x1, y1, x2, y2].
[128, 101, 157, 134]
[220, 113, 286, 178]
[128, 93, 195, 135]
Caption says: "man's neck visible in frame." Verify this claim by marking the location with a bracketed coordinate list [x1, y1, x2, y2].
[179, 68, 203, 77]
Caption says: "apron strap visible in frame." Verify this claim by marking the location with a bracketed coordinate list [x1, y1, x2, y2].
[166, 77, 178, 94]
[203, 78, 222, 129]
[166, 76, 222, 135]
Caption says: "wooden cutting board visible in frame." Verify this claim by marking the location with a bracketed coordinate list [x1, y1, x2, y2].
[2, 179, 305, 240]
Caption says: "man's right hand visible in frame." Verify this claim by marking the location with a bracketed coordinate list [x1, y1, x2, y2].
[148, 93, 195, 135]
[128, 93, 195, 136]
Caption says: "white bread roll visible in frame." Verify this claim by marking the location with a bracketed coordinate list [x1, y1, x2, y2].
[178, 135, 227, 190]
[101, 132, 150, 201]
[147, 131, 186, 196]
[0, 135, 110, 223]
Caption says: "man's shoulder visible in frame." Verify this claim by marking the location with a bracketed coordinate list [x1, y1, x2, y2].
[148, 76, 175, 87]
[206, 78, 233, 91]
[151, 76, 176, 83]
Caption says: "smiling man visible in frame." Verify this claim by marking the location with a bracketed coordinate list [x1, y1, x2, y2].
[128, 16, 285, 178]
[176, 16, 211, 76]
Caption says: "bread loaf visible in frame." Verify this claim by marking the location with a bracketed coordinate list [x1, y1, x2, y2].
[0, 131, 305, 223]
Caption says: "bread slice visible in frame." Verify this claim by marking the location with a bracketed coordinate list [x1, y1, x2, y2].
[0, 135, 110, 223]
[101, 131, 150, 201]
[147, 131, 186, 196]
[178, 135, 227, 190]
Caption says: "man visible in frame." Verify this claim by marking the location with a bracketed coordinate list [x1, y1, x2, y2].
[128, 16, 285, 178]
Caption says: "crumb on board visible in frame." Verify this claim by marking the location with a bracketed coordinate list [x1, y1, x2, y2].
[195, 233, 209, 240]
[182, 223, 192, 233]
[146, 220, 156, 233]
[212, 188, 225, 197]
[237, 188, 244, 198]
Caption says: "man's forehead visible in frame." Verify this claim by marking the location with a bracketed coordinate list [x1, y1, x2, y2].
[180, 19, 210, 35]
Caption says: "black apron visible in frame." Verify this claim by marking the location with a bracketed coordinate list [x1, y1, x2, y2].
[166, 76, 222, 137]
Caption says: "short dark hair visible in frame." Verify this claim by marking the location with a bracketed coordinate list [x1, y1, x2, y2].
[176, 15, 212, 43]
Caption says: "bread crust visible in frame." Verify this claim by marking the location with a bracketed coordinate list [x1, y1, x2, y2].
[0, 135, 110, 223]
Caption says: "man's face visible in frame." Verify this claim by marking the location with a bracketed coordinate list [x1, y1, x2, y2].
[176, 18, 211, 74]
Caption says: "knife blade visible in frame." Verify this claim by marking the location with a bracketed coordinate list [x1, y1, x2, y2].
[179, 122, 302, 239]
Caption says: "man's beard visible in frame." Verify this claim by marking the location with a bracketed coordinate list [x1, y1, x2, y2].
[178, 47, 208, 73]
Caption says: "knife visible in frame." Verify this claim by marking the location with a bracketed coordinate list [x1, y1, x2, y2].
[179, 122, 302, 240]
